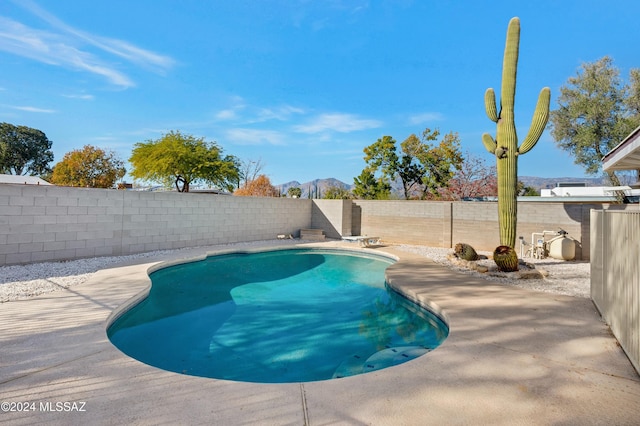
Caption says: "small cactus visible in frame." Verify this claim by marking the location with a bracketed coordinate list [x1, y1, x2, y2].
[454, 243, 479, 261]
[493, 245, 519, 272]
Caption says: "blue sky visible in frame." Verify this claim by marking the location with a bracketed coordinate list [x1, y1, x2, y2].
[1, 0, 639, 186]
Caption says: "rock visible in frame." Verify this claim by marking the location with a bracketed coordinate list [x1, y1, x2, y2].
[476, 265, 489, 273]
[517, 269, 545, 280]
[536, 267, 550, 278]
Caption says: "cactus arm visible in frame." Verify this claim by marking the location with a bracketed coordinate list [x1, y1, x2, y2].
[484, 88, 499, 122]
[501, 17, 520, 115]
[482, 133, 497, 154]
[518, 87, 551, 155]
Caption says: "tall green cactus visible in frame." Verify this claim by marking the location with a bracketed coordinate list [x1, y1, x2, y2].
[482, 17, 551, 248]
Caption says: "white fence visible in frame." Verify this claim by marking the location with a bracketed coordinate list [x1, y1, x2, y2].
[591, 209, 640, 374]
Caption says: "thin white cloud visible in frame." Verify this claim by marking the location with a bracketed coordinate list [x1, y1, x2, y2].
[0, 17, 134, 87]
[294, 113, 382, 134]
[11, 105, 56, 113]
[256, 105, 305, 122]
[213, 96, 246, 121]
[408, 112, 445, 125]
[214, 102, 304, 124]
[0, 1, 174, 88]
[19, 0, 175, 70]
[215, 109, 239, 121]
[63, 93, 95, 100]
[226, 128, 286, 146]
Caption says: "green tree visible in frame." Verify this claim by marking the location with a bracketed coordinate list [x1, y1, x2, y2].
[363, 135, 399, 189]
[415, 129, 463, 199]
[353, 169, 390, 200]
[51, 145, 125, 188]
[323, 185, 353, 199]
[361, 129, 463, 199]
[0, 123, 53, 176]
[550, 56, 640, 186]
[287, 186, 302, 198]
[129, 130, 239, 192]
[516, 181, 539, 196]
[397, 134, 426, 199]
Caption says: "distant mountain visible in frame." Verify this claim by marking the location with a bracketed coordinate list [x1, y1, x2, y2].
[276, 178, 353, 198]
[276, 176, 607, 198]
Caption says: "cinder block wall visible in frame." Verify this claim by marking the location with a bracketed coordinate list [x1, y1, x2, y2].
[451, 202, 589, 256]
[352, 200, 453, 247]
[351, 199, 635, 260]
[2, 183, 636, 266]
[311, 199, 353, 239]
[0, 184, 312, 266]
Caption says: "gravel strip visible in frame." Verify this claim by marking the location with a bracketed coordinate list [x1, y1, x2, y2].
[0, 249, 187, 302]
[0, 242, 591, 303]
[0, 240, 297, 303]
[396, 245, 590, 298]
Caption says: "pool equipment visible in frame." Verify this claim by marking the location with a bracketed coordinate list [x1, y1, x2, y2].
[522, 229, 576, 260]
[547, 230, 576, 260]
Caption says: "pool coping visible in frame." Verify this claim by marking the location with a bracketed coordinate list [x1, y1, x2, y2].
[1, 240, 639, 425]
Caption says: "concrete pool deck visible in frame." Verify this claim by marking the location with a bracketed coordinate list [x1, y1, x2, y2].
[1, 241, 639, 425]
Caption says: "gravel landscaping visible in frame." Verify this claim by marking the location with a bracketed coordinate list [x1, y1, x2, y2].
[0, 242, 590, 303]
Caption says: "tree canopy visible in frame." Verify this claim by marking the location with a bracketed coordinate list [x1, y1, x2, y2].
[549, 56, 640, 185]
[287, 186, 302, 198]
[129, 130, 240, 192]
[51, 145, 125, 188]
[358, 128, 463, 199]
[0, 122, 53, 176]
[234, 174, 279, 197]
[322, 185, 353, 199]
[353, 169, 391, 200]
[440, 152, 497, 200]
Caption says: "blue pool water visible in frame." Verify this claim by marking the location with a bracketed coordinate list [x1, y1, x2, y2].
[107, 248, 448, 383]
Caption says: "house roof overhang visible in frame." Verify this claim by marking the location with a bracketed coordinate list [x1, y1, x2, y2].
[603, 125, 640, 171]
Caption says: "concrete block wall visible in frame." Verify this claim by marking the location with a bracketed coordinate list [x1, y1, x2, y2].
[450, 202, 500, 251]
[1, 185, 126, 265]
[352, 200, 452, 246]
[3, 183, 637, 266]
[311, 199, 353, 239]
[0, 184, 312, 266]
[351, 199, 635, 260]
[451, 202, 587, 254]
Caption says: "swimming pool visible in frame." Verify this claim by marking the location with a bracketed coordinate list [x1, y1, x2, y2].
[107, 248, 448, 383]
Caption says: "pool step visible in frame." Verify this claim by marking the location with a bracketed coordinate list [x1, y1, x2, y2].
[300, 228, 325, 241]
[332, 346, 431, 379]
[362, 346, 430, 373]
[332, 353, 368, 379]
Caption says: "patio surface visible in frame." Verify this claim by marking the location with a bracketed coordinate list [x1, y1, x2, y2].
[1, 241, 639, 425]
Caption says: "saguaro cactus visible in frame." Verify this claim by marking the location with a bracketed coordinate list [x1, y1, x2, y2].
[482, 17, 551, 248]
